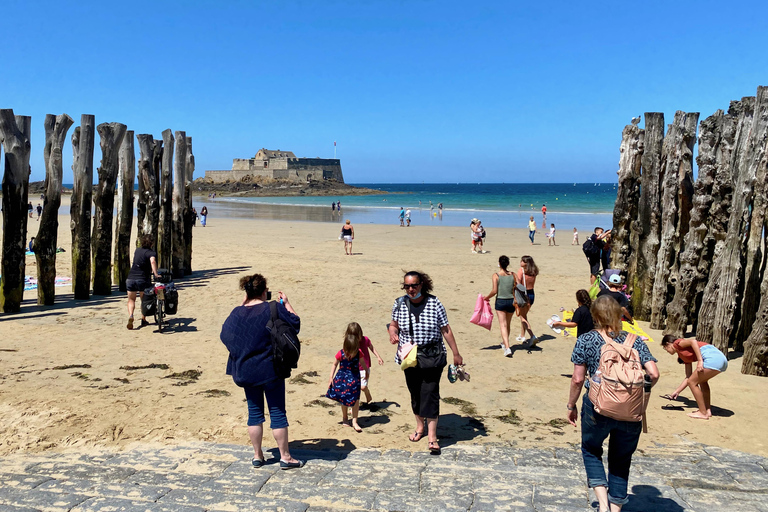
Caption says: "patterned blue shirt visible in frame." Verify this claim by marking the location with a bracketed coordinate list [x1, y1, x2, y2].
[571, 330, 657, 389]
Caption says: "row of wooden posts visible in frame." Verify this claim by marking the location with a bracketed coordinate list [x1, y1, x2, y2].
[0, 110, 195, 313]
[611, 85, 768, 376]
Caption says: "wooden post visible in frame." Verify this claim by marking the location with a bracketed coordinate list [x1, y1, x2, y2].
[742, 269, 768, 376]
[649, 111, 699, 330]
[70, 114, 96, 300]
[735, 86, 768, 349]
[631, 113, 664, 321]
[91, 122, 127, 295]
[0, 110, 32, 313]
[171, 131, 187, 278]
[158, 129, 174, 270]
[610, 123, 644, 276]
[136, 134, 159, 249]
[665, 111, 724, 336]
[697, 96, 759, 353]
[183, 136, 195, 275]
[114, 131, 135, 291]
[33, 114, 73, 305]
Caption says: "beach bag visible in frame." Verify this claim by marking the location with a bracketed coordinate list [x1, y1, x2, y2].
[583, 237, 600, 259]
[470, 294, 494, 330]
[514, 273, 528, 306]
[417, 342, 447, 369]
[588, 332, 649, 427]
[398, 341, 418, 370]
[588, 277, 601, 300]
[267, 301, 301, 378]
[164, 284, 179, 315]
[141, 288, 156, 316]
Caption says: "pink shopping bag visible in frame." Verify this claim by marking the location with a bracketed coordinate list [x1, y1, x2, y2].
[470, 293, 493, 330]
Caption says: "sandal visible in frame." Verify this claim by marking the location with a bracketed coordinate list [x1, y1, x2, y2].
[429, 441, 441, 455]
[409, 430, 425, 442]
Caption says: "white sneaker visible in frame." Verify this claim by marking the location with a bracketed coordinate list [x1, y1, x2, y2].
[500, 343, 505, 350]
[516, 336, 525, 342]
[504, 347, 513, 357]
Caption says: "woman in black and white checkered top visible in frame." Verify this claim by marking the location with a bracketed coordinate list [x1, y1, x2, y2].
[388, 271, 463, 455]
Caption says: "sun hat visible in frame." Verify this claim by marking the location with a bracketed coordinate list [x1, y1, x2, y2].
[471, 218, 479, 224]
[608, 274, 622, 284]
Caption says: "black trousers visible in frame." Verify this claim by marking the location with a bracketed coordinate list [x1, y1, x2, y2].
[404, 365, 444, 419]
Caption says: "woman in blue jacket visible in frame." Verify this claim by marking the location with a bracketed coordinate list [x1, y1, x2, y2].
[220, 273, 304, 469]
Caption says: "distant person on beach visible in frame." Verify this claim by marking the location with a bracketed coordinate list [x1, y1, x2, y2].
[332, 201, 336, 212]
[552, 290, 594, 337]
[528, 216, 536, 245]
[125, 235, 161, 330]
[337, 201, 341, 212]
[389, 271, 463, 455]
[515, 256, 539, 346]
[567, 295, 658, 512]
[219, 273, 305, 469]
[200, 206, 208, 227]
[340, 219, 355, 255]
[28, 202, 33, 218]
[438, 203, 443, 211]
[399, 207, 405, 227]
[36, 204, 42, 220]
[406, 208, 411, 227]
[541, 204, 547, 228]
[572, 228, 579, 245]
[192, 208, 198, 226]
[547, 223, 556, 246]
[584, 227, 611, 284]
[470, 219, 484, 253]
[602, 233, 612, 272]
[326, 323, 369, 432]
[661, 335, 727, 420]
[597, 274, 634, 324]
[483, 255, 518, 357]
[28, 237, 35, 253]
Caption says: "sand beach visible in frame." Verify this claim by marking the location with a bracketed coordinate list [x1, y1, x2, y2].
[1, 197, 767, 459]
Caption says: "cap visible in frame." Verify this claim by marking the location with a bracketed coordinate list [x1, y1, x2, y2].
[608, 274, 622, 284]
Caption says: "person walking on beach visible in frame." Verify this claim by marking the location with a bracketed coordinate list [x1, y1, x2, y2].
[28, 202, 33, 218]
[344, 323, 384, 404]
[660, 335, 727, 420]
[584, 227, 611, 284]
[566, 295, 659, 512]
[340, 219, 355, 255]
[332, 201, 336, 212]
[552, 290, 595, 337]
[541, 204, 547, 228]
[406, 208, 411, 227]
[389, 271, 463, 455]
[200, 206, 208, 227]
[602, 233, 612, 272]
[572, 228, 579, 245]
[125, 235, 161, 330]
[219, 273, 305, 469]
[326, 324, 368, 432]
[399, 207, 405, 227]
[470, 219, 484, 253]
[483, 255, 518, 357]
[36, 203, 42, 220]
[528, 216, 536, 245]
[515, 256, 539, 346]
[547, 223, 556, 246]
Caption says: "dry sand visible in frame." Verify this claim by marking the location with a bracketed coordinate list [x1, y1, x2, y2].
[1, 198, 767, 458]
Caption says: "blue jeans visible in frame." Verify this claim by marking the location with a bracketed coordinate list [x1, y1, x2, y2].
[528, 230, 535, 243]
[581, 395, 642, 506]
[243, 378, 288, 429]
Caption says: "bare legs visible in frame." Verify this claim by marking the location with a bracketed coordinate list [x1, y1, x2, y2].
[497, 309, 512, 349]
[517, 305, 535, 340]
[687, 369, 720, 419]
[412, 414, 438, 444]
[344, 240, 353, 255]
[341, 402, 362, 431]
[248, 425, 299, 464]
[592, 486, 622, 512]
[126, 291, 146, 329]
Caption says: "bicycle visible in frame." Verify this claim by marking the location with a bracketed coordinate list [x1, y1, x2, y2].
[152, 270, 173, 332]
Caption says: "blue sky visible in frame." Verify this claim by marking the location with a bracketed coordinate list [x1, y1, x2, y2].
[2, 0, 767, 184]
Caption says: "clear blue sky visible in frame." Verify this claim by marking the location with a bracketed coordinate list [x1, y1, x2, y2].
[2, 0, 767, 184]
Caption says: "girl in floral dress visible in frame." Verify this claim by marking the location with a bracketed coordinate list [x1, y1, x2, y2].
[326, 328, 368, 432]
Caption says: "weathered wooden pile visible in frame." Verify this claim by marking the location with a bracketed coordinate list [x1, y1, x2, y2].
[611, 86, 768, 377]
[0, 110, 195, 311]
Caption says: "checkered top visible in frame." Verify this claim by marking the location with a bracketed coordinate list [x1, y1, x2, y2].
[391, 295, 449, 364]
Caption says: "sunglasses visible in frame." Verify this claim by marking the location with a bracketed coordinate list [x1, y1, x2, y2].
[402, 283, 421, 289]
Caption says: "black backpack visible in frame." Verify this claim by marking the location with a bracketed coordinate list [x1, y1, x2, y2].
[583, 237, 601, 259]
[266, 301, 301, 378]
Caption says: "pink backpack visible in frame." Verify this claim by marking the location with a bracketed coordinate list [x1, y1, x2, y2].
[588, 332, 649, 430]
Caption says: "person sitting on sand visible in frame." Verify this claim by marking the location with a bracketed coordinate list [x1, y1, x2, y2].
[340, 219, 355, 255]
[125, 235, 161, 330]
[552, 290, 594, 337]
[661, 335, 728, 420]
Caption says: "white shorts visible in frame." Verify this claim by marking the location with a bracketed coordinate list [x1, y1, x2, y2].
[360, 369, 368, 388]
[343, 235, 353, 242]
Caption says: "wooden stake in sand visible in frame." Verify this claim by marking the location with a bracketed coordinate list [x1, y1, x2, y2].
[136, 134, 160, 250]
[71, 115, 96, 300]
[92, 122, 127, 295]
[171, 131, 187, 278]
[610, 122, 643, 278]
[158, 129, 174, 270]
[183, 136, 195, 275]
[34, 113, 73, 305]
[0, 110, 32, 313]
[114, 131, 135, 292]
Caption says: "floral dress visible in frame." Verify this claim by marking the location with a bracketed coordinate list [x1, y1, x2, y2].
[326, 350, 361, 406]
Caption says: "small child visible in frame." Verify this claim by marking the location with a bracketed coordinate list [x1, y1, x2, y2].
[572, 227, 579, 245]
[326, 324, 369, 432]
[547, 223, 556, 246]
[345, 322, 384, 404]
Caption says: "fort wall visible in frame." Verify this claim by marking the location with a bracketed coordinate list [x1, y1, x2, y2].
[205, 152, 344, 184]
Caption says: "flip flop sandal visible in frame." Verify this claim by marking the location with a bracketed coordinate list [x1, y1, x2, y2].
[429, 441, 441, 455]
[660, 394, 677, 400]
[662, 404, 684, 411]
[409, 430, 425, 442]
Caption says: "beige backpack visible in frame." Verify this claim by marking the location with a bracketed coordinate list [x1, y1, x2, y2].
[588, 332, 650, 431]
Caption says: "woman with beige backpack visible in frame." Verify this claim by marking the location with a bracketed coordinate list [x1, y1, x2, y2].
[565, 295, 659, 512]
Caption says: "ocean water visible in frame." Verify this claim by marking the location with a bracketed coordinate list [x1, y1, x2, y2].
[211, 183, 617, 231]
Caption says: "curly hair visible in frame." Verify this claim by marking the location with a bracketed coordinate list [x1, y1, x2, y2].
[239, 273, 267, 300]
[576, 289, 591, 308]
[403, 270, 433, 295]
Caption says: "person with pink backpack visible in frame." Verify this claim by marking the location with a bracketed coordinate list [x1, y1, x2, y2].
[566, 295, 659, 512]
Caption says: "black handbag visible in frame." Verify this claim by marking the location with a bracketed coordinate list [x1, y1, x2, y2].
[417, 342, 447, 369]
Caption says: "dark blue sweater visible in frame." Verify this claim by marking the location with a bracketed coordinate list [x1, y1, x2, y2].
[220, 301, 301, 387]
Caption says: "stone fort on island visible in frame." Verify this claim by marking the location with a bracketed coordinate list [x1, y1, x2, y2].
[204, 148, 344, 184]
